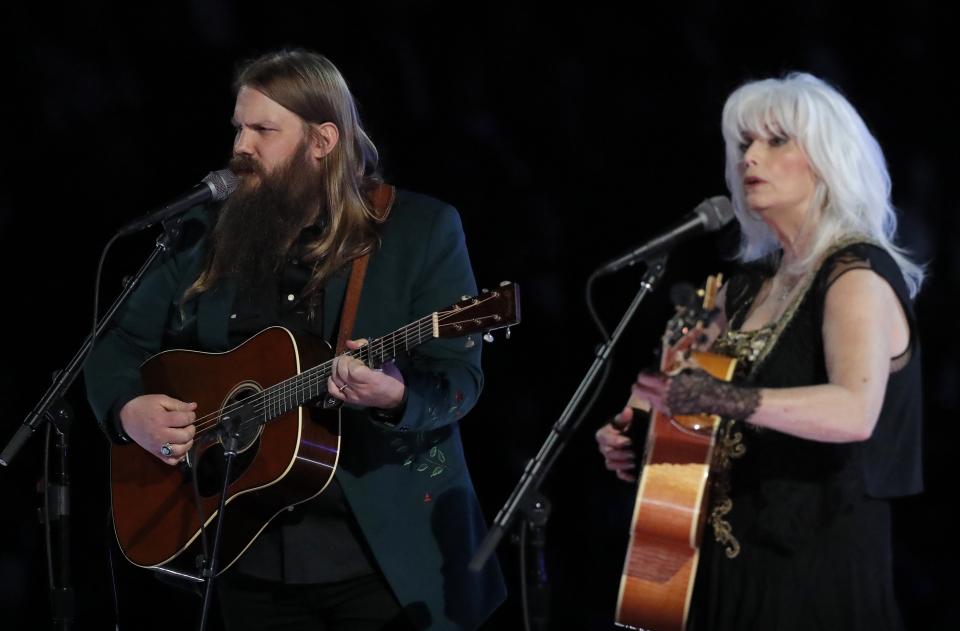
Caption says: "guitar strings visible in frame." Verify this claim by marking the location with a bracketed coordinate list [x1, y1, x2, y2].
[236, 292, 506, 428]
[191, 309, 489, 437]
[190, 291, 505, 435]
[187, 299, 503, 438]
[188, 315, 433, 435]
[230, 309, 498, 435]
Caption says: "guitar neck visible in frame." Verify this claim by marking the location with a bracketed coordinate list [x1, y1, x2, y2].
[267, 314, 439, 417]
[350, 314, 439, 370]
[258, 281, 518, 421]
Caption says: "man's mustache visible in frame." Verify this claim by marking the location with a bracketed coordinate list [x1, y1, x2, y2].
[229, 154, 264, 176]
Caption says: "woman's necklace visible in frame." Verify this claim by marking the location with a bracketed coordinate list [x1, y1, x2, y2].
[772, 270, 802, 303]
[775, 279, 792, 303]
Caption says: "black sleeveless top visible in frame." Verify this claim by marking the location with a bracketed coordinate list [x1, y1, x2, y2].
[689, 241, 923, 631]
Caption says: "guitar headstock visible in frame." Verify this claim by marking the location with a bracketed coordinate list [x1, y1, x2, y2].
[436, 281, 521, 340]
[661, 274, 723, 373]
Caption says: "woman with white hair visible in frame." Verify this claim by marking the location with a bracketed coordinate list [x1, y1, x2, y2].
[597, 73, 923, 630]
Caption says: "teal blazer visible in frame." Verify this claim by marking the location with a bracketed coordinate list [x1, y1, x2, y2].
[84, 189, 506, 630]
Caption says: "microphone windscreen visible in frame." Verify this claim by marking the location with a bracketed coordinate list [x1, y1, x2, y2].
[203, 169, 239, 201]
[669, 282, 698, 309]
[695, 196, 735, 231]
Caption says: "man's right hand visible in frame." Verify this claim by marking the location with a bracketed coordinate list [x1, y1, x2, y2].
[595, 406, 637, 482]
[119, 395, 197, 465]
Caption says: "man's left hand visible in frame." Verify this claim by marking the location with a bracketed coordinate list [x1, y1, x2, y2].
[328, 339, 406, 410]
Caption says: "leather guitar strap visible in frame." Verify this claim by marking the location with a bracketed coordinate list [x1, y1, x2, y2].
[334, 183, 396, 354]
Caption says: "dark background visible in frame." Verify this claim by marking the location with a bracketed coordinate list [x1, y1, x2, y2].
[1, 2, 956, 629]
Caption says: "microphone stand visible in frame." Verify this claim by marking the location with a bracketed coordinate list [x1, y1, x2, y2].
[469, 257, 668, 583]
[44, 400, 74, 631]
[0, 218, 187, 630]
[519, 492, 551, 631]
[197, 424, 240, 631]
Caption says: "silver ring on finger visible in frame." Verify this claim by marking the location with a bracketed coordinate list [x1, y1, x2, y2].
[160, 442, 174, 457]
[338, 382, 351, 392]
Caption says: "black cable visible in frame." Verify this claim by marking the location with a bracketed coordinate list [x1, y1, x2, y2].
[519, 518, 531, 631]
[90, 233, 122, 356]
[198, 436, 238, 631]
[572, 268, 617, 438]
[190, 446, 211, 571]
[515, 272, 618, 630]
[43, 424, 55, 591]
[585, 271, 611, 343]
[105, 516, 122, 631]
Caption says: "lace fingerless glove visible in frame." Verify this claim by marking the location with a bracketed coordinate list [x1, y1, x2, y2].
[666, 370, 761, 420]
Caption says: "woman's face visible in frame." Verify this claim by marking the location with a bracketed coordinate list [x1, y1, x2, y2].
[738, 131, 818, 223]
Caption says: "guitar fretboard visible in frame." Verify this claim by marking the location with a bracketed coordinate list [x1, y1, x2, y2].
[259, 313, 438, 420]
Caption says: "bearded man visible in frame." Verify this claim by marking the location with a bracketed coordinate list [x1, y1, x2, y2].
[84, 49, 505, 631]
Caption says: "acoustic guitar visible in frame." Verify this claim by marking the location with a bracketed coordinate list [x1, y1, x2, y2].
[110, 282, 520, 577]
[614, 276, 736, 631]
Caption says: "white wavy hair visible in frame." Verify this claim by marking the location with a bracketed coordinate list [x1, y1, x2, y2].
[721, 72, 924, 297]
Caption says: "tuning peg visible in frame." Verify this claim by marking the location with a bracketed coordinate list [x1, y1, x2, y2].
[483, 333, 494, 343]
[461, 295, 470, 301]
[465, 337, 476, 349]
[481, 288, 489, 293]
[506, 327, 512, 340]
[499, 280, 511, 287]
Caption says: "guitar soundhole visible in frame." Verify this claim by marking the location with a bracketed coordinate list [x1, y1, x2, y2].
[193, 385, 264, 498]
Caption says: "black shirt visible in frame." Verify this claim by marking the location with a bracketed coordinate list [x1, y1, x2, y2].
[227, 233, 378, 584]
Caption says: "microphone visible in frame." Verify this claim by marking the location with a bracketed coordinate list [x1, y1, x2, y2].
[594, 196, 734, 276]
[116, 169, 239, 236]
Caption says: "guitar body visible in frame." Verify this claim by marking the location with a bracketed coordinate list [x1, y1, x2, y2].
[614, 274, 736, 631]
[615, 351, 736, 631]
[110, 327, 340, 576]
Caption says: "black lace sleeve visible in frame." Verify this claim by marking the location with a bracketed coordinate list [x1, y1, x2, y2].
[815, 242, 916, 369]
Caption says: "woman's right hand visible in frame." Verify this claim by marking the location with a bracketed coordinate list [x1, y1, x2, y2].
[119, 394, 197, 465]
[595, 406, 637, 482]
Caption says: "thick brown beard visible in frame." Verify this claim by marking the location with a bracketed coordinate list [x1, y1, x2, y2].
[207, 141, 324, 290]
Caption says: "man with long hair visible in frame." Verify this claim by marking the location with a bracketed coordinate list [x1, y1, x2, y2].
[85, 49, 505, 631]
